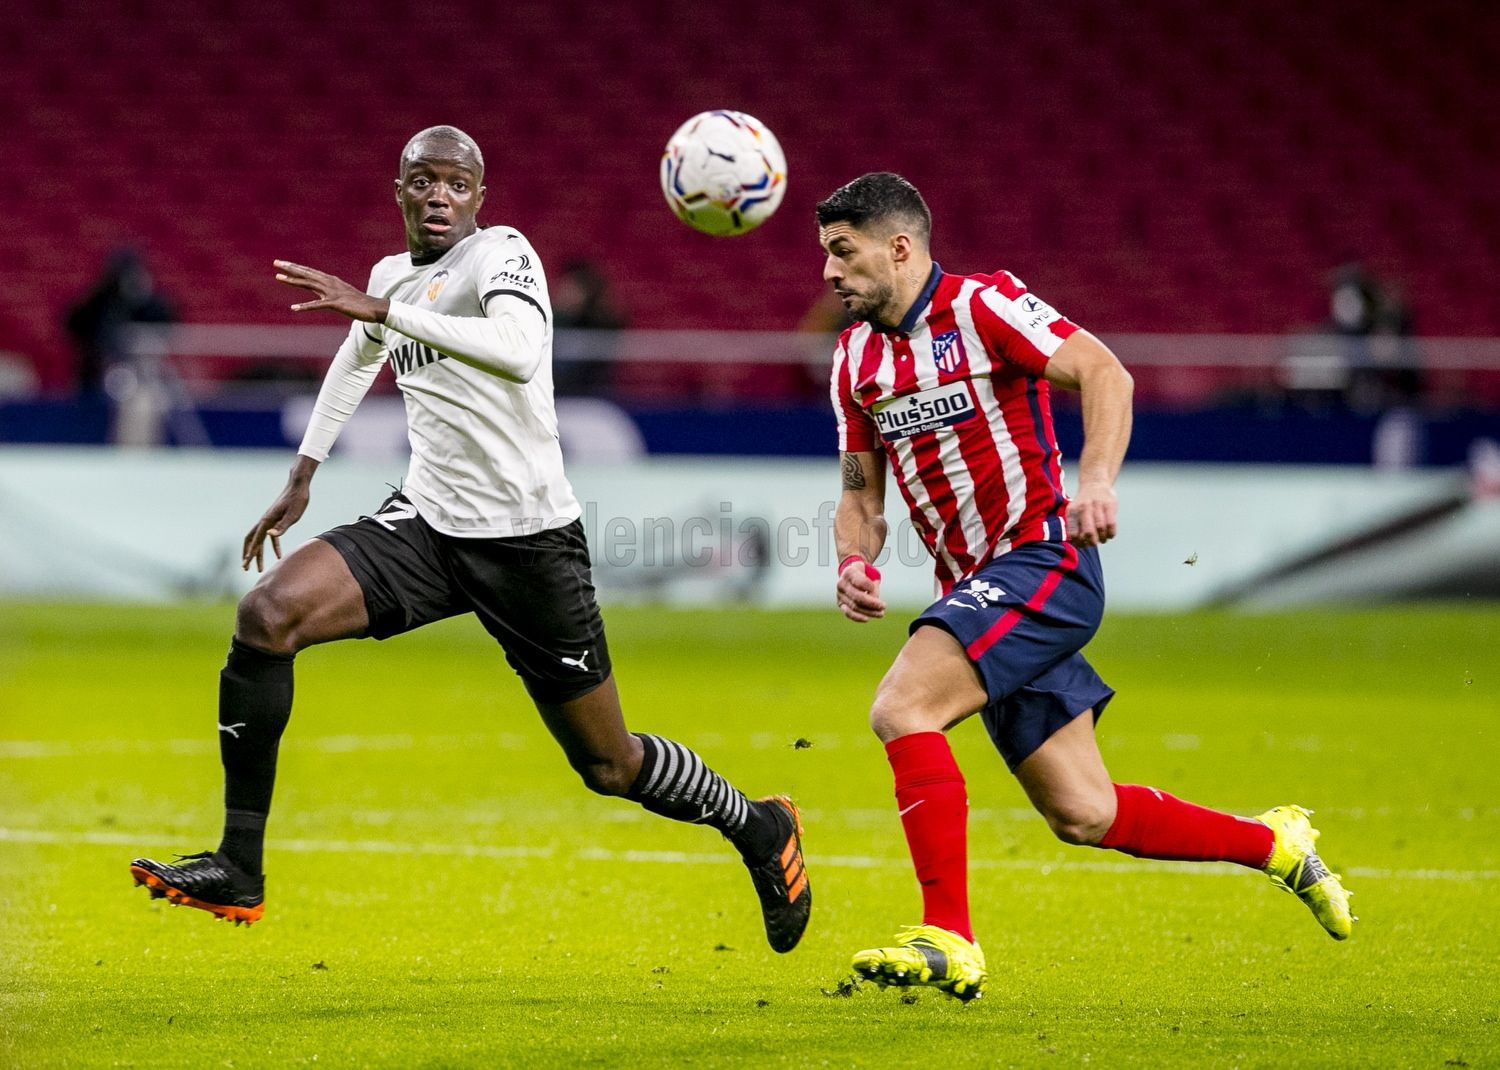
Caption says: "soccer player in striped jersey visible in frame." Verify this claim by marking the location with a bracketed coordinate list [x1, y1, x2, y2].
[128, 126, 809, 954]
[819, 173, 1352, 1001]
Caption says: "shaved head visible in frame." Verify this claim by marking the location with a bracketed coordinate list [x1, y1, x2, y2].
[394, 126, 487, 257]
[399, 125, 484, 179]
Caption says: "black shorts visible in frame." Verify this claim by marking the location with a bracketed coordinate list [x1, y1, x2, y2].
[318, 492, 612, 704]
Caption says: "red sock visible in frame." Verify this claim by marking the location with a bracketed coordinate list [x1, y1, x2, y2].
[886, 732, 972, 942]
[1098, 784, 1273, 869]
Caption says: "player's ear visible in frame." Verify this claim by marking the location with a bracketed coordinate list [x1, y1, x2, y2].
[394, 178, 403, 206]
[477, 185, 486, 210]
[889, 232, 913, 265]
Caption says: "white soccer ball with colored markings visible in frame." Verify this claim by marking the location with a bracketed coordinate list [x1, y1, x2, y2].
[660, 110, 787, 236]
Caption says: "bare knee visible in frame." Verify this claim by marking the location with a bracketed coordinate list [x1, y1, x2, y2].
[869, 673, 949, 743]
[868, 626, 987, 744]
[576, 759, 637, 797]
[571, 735, 643, 797]
[236, 583, 307, 655]
[1043, 797, 1117, 846]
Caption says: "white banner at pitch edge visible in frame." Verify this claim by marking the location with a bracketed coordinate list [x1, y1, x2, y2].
[0, 448, 1487, 609]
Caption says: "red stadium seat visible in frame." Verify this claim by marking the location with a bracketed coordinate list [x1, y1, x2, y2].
[3, 0, 1496, 392]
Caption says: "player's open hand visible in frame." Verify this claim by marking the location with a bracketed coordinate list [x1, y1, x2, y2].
[837, 560, 886, 623]
[242, 481, 311, 572]
[275, 261, 390, 323]
[1066, 480, 1119, 547]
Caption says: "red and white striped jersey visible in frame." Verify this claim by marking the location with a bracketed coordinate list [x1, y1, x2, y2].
[830, 265, 1080, 593]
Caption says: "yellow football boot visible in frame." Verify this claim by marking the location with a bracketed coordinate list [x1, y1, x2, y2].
[852, 924, 987, 1002]
[1257, 805, 1354, 940]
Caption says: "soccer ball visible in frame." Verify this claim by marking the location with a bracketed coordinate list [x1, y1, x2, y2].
[660, 110, 787, 236]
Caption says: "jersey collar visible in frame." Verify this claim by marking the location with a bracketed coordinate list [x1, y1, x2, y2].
[409, 226, 482, 267]
[886, 262, 944, 335]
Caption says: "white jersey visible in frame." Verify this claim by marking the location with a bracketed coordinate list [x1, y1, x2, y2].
[298, 226, 581, 537]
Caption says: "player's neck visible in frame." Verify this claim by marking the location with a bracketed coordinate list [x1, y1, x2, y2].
[877, 256, 936, 331]
[408, 224, 479, 264]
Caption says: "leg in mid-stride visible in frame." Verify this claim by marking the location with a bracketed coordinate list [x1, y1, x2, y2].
[1012, 712, 1354, 943]
[535, 675, 810, 953]
[443, 510, 810, 952]
[130, 499, 811, 951]
[129, 537, 374, 925]
[849, 543, 1352, 1003]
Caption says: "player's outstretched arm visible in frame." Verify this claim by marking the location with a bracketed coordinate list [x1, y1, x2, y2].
[275, 261, 390, 323]
[834, 450, 888, 622]
[1044, 330, 1134, 547]
[243, 455, 319, 572]
[277, 243, 548, 384]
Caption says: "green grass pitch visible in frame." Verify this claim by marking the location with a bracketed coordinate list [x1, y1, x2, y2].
[2, 601, 1497, 1068]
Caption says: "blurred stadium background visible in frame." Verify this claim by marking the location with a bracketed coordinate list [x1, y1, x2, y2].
[1, 0, 1497, 606]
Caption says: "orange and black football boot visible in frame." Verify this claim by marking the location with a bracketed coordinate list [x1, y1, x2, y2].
[742, 796, 810, 953]
[130, 851, 264, 926]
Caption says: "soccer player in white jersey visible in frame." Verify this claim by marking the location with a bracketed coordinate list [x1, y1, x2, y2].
[129, 127, 810, 954]
[818, 173, 1352, 1001]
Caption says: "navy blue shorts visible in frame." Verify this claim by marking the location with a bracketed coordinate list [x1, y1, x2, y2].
[912, 540, 1114, 771]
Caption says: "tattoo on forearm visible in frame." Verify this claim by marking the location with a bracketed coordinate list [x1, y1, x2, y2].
[841, 453, 867, 490]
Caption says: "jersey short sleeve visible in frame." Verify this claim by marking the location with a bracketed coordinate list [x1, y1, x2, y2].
[472, 229, 550, 327]
[971, 271, 1080, 376]
[830, 334, 878, 452]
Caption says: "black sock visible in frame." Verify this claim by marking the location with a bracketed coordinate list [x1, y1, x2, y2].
[215, 638, 295, 875]
[219, 810, 267, 876]
[625, 733, 780, 861]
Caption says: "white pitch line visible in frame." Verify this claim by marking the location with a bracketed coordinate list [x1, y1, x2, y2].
[0, 733, 533, 760]
[0, 827, 550, 860]
[0, 732, 859, 759]
[1, 827, 1495, 882]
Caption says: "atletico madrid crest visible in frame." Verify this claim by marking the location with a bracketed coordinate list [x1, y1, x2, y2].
[932, 329, 963, 373]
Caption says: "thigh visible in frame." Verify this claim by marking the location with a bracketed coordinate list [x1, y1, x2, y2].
[446, 520, 613, 704]
[1013, 708, 1114, 819]
[872, 624, 990, 740]
[317, 492, 470, 639]
[239, 537, 369, 649]
[914, 541, 1105, 704]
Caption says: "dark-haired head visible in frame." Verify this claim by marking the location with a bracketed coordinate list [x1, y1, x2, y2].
[816, 173, 935, 327]
[815, 172, 931, 248]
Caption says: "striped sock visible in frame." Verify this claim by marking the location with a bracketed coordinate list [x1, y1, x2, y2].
[626, 734, 776, 859]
